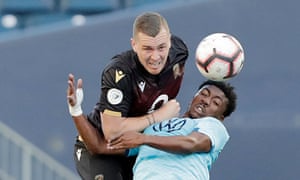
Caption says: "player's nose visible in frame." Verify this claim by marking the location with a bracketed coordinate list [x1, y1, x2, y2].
[200, 97, 209, 107]
[151, 50, 160, 61]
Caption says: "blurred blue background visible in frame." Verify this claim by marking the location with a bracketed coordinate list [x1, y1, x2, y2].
[0, 0, 299, 179]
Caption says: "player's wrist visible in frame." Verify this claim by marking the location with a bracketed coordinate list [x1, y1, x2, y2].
[146, 112, 156, 126]
[150, 113, 156, 124]
[68, 88, 84, 117]
[68, 103, 83, 117]
[146, 114, 153, 126]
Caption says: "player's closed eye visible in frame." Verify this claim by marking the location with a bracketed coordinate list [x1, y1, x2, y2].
[143, 47, 153, 51]
[158, 46, 166, 51]
[213, 100, 221, 106]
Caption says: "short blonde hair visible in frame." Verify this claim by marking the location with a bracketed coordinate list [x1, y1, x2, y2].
[133, 12, 170, 39]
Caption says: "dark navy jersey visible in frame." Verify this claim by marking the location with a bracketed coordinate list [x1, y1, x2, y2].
[87, 35, 188, 130]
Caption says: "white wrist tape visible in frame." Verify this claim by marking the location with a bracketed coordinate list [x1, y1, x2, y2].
[68, 88, 83, 116]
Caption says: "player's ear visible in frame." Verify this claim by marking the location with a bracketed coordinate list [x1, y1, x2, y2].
[131, 38, 137, 52]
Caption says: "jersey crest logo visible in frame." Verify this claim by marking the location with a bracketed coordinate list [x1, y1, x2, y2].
[115, 70, 126, 83]
[107, 88, 123, 105]
[138, 80, 145, 92]
[173, 63, 183, 79]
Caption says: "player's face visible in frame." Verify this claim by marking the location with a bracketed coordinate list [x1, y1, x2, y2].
[187, 85, 228, 120]
[131, 28, 171, 75]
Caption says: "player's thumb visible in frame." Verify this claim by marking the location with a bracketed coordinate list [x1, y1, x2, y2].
[68, 88, 84, 117]
[77, 78, 83, 89]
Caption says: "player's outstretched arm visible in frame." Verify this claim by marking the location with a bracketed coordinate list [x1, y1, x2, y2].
[140, 132, 211, 154]
[108, 131, 211, 154]
[67, 74, 124, 155]
[102, 99, 181, 141]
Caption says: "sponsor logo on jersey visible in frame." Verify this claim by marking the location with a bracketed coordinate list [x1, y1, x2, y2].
[153, 118, 187, 132]
[115, 70, 126, 83]
[138, 80, 145, 92]
[107, 88, 123, 105]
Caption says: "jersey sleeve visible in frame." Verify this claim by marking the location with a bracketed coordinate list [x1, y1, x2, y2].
[99, 63, 133, 117]
[194, 117, 229, 153]
[86, 104, 102, 131]
[126, 147, 139, 157]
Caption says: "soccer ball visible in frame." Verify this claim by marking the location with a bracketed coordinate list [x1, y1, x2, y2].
[195, 33, 244, 81]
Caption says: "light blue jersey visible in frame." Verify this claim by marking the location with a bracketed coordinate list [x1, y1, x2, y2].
[127, 116, 229, 180]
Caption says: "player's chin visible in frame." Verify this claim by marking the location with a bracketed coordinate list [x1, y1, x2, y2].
[147, 67, 163, 75]
[188, 111, 204, 119]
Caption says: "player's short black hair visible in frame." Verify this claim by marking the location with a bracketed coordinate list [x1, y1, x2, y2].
[198, 80, 237, 118]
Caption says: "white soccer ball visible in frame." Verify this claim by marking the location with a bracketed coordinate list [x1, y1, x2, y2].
[195, 33, 245, 81]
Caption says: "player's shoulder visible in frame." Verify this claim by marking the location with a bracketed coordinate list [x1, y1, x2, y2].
[168, 35, 189, 64]
[197, 117, 225, 128]
[103, 50, 137, 73]
[201, 116, 218, 121]
[194, 117, 229, 141]
[170, 35, 189, 53]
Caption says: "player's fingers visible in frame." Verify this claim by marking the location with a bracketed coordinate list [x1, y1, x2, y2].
[67, 80, 75, 95]
[67, 73, 75, 87]
[67, 95, 76, 106]
[177, 101, 181, 111]
[108, 136, 121, 145]
[68, 73, 75, 86]
[107, 141, 122, 150]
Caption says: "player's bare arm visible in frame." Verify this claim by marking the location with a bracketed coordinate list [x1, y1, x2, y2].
[72, 115, 122, 155]
[102, 99, 181, 141]
[67, 74, 116, 155]
[108, 131, 211, 154]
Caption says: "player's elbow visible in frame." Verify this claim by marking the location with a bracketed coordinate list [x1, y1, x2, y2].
[185, 135, 211, 153]
[84, 140, 106, 155]
[102, 123, 125, 141]
[200, 138, 212, 152]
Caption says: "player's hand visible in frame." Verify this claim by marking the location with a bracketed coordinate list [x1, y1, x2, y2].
[153, 99, 180, 123]
[67, 73, 83, 116]
[107, 131, 144, 150]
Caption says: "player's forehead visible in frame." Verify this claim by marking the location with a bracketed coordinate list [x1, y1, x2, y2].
[136, 28, 170, 47]
[196, 85, 226, 99]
